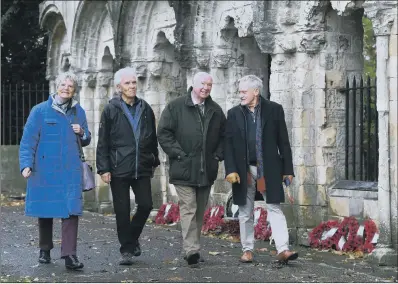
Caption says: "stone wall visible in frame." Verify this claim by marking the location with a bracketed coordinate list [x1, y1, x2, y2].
[0, 146, 26, 197]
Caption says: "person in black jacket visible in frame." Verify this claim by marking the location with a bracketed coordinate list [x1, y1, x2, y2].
[224, 75, 298, 264]
[157, 72, 226, 266]
[96, 67, 160, 265]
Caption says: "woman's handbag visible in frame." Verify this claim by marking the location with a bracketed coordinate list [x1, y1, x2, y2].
[73, 107, 95, 192]
[76, 133, 95, 192]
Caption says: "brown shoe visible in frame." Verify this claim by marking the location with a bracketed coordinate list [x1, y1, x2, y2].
[240, 251, 253, 263]
[276, 250, 298, 263]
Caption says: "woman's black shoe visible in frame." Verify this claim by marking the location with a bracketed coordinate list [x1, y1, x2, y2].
[38, 250, 51, 264]
[64, 255, 84, 270]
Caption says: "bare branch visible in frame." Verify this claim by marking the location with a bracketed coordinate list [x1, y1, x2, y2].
[1, 0, 21, 28]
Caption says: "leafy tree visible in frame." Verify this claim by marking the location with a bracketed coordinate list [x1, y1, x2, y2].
[361, 16, 378, 181]
[1, 0, 48, 85]
[362, 16, 376, 78]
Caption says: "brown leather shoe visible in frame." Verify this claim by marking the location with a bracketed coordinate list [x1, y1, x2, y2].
[276, 250, 298, 263]
[240, 251, 253, 263]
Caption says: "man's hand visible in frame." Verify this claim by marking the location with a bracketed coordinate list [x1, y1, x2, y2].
[283, 175, 294, 204]
[22, 167, 31, 178]
[101, 172, 111, 184]
[226, 172, 240, 184]
[71, 124, 84, 136]
[286, 189, 294, 204]
[283, 175, 293, 184]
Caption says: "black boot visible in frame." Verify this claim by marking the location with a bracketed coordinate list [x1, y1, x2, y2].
[64, 255, 84, 270]
[185, 251, 200, 266]
[38, 250, 51, 264]
[133, 240, 141, 257]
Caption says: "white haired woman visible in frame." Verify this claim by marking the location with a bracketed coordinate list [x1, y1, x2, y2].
[19, 71, 91, 270]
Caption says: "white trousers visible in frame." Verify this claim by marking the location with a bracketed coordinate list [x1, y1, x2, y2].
[238, 165, 290, 254]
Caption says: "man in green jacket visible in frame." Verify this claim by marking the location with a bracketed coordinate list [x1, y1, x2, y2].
[157, 72, 226, 266]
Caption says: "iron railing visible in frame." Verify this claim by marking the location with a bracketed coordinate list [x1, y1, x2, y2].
[1, 84, 49, 145]
[344, 76, 378, 182]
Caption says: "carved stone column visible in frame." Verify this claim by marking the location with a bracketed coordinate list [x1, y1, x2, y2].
[77, 71, 98, 212]
[95, 71, 114, 214]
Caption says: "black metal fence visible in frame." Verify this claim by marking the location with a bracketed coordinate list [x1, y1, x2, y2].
[344, 76, 378, 182]
[1, 84, 49, 145]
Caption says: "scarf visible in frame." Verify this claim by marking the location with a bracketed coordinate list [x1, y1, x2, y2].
[255, 102, 266, 192]
[51, 94, 75, 115]
[247, 101, 265, 192]
[120, 98, 142, 141]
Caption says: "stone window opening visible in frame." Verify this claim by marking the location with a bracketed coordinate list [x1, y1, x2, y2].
[328, 8, 380, 224]
[342, 13, 378, 183]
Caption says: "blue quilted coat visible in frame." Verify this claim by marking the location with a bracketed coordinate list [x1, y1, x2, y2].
[19, 95, 91, 218]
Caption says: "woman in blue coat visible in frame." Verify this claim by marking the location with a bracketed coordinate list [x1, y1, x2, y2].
[19, 72, 91, 270]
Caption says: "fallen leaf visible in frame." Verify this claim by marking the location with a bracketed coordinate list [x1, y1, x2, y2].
[209, 251, 220, 256]
[270, 250, 277, 256]
[332, 250, 345, 256]
[353, 250, 364, 258]
[168, 267, 178, 271]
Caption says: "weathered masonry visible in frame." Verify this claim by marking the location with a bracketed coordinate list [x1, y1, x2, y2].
[37, 1, 396, 264]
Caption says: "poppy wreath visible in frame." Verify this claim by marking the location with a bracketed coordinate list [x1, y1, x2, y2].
[309, 217, 379, 253]
[155, 202, 180, 225]
[254, 207, 272, 241]
[308, 220, 340, 249]
[362, 219, 378, 253]
[201, 205, 225, 234]
[341, 216, 361, 252]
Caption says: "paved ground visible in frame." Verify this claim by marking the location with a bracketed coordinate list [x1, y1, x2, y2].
[1, 204, 397, 283]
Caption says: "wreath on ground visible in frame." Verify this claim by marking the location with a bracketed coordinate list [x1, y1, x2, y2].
[202, 205, 225, 234]
[155, 202, 180, 225]
[308, 217, 378, 253]
[254, 207, 272, 241]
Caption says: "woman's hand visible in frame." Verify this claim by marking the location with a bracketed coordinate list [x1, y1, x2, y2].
[22, 167, 32, 178]
[71, 124, 84, 136]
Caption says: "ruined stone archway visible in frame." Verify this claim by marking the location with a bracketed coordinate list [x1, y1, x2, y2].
[179, 1, 271, 206]
[118, 1, 183, 208]
[71, 1, 114, 72]
[70, 1, 116, 213]
[40, 4, 68, 93]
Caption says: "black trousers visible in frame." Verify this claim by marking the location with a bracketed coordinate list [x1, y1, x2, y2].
[38, 216, 79, 257]
[110, 176, 153, 254]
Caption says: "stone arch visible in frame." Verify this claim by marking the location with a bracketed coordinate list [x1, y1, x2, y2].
[71, 1, 115, 72]
[39, 4, 68, 89]
[119, 1, 177, 64]
[180, 1, 269, 205]
[118, 1, 182, 207]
